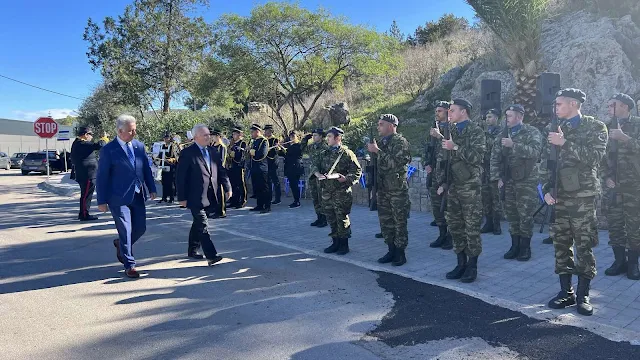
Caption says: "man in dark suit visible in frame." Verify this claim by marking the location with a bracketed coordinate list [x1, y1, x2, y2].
[71, 126, 106, 221]
[96, 115, 157, 279]
[177, 124, 232, 265]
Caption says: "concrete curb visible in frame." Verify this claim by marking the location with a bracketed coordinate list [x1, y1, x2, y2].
[38, 181, 79, 197]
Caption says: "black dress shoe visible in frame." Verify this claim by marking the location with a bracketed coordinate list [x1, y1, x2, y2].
[208, 256, 224, 266]
[250, 194, 257, 199]
[289, 202, 301, 208]
[80, 215, 99, 221]
[260, 208, 271, 214]
[249, 206, 262, 211]
[272, 200, 282, 205]
[188, 253, 204, 259]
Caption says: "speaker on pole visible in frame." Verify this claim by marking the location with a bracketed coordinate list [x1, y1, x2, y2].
[535, 72, 561, 117]
[480, 79, 502, 114]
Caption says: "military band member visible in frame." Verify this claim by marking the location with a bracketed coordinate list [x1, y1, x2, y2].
[277, 130, 304, 208]
[313, 127, 362, 255]
[543, 88, 607, 316]
[490, 105, 542, 261]
[602, 93, 640, 280]
[426, 101, 453, 250]
[482, 109, 503, 235]
[437, 99, 485, 283]
[228, 126, 248, 209]
[210, 129, 228, 218]
[369, 114, 411, 267]
[156, 131, 180, 204]
[264, 124, 282, 205]
[302, 129, 329, 227]
[248, 124, 271, 213]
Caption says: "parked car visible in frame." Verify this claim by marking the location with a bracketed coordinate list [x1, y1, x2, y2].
[21, 152, 64, 175]
[10, 152, 27, 169]
[0, 152, 10, 170]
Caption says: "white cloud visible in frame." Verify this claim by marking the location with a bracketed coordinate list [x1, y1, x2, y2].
[12, 109, 78, 121]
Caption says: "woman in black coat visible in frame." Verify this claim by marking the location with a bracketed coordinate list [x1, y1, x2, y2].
[278, 130, 304, 208]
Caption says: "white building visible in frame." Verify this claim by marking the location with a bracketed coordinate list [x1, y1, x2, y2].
[0, 118, 69, 156]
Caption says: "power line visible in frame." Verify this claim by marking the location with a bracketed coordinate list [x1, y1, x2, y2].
[0, 73, 85, 100]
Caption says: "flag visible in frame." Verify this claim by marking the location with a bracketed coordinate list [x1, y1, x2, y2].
[407, 165, 417, 180]
[360, 174, 366, 189]
[537, 183, 544, 202]
[284, 177, 290, 196]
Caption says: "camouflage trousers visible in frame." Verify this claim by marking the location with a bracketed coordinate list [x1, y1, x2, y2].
[482, 179, 501, 220]
[607, 189, 640, 251]
[504, 180, 538, 238]
[321, 188, 353, 239]
[551, 196, 598, 279]
[429, 186, 446, 226]
[377, 189, 410, 250]
[445, 182, 483, 257]
[308, 177, 322, 215]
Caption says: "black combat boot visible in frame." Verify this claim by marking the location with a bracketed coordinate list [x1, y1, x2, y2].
[605, 246, 627, 276]
[310, 214, 322, 227]
[336, 238, 350, 255]
[460, 256, 478, 283]
[627, 250, 640, 280]
[375, 233, 384, 238]
[517, 237, 531, 261]
[446, 252, 467, 279]
[503, 234, 520, 259]
[576, 277, 594, 316]
[324, 238, 340, 254]
[492, 215, 502, 235]
[480, 217, 494, 234]
[430, 220, 437, 227]
[392, 247, 406, 266]
[316, 215, 328, 228]
[378, 243, 396, 264]
[542, 237, 553, 245]
[441, 232, 453, 250]
[429, 225, 448, 248]
[548, 274, 576, 309]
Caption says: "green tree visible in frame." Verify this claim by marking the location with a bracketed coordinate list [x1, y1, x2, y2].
[411, 14, 469, 45]
[387, 20, 404, 42]
[466, 0, 550, 125]
[58, 116, 76, 126]
[76, 84, 139, 137]
[84, 0, 212, 113]
[214, 2, 399, 131]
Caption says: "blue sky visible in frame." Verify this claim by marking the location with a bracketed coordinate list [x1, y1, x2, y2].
[0, 0, 475, 121]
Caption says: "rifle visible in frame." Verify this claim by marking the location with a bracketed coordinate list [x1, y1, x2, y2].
[610, 105, 618, 206]
[425, 120, 438, 188]
[366, 127, 378, 211]
[534, 106, 560, 232]
[499, 117, 509, 201]
[440, 123, 452, 213]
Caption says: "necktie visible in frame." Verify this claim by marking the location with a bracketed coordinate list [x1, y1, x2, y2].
[202, 147, 210, 171]
[126, 143, 140, 193]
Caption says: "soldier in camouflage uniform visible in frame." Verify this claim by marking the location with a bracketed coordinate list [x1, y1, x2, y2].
[481, 109, 503, 235]
[312, 127, 362, 255]
[490, 105, 542, 262]
[301, 128, 329, 227]
[425, 101, 453, 250]
[602, 93, 640, 280]
[543, 88, 607, 316]
[368, 114, 411, 266]
[435, 99, 485, 283]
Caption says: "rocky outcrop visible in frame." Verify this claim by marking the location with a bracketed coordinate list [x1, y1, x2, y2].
[312, 102, 351, 129]
[409, 66, 465, 113]
[450, 63, 516, 120]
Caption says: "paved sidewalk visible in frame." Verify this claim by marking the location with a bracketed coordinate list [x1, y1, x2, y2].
[44, 181, 640, 343]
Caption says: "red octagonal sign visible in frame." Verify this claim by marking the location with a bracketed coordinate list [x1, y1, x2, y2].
[34, 117, 59, 138]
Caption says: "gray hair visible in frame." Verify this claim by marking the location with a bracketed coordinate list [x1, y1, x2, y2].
[192, 123, 209, 136]
[116, 114, 136, 130]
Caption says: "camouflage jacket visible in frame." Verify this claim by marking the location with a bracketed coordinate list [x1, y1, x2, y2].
[312, 144, 362, 194]
[489, 124, 542, 183]
[376, 133, 411, 192]
[301, 139, 329, 179]
[541, 115, 608, 197]
[426, 122, 450, 186]
[602, 115, 640, 191]
[483, 126, 502, 182]
[446, 120, 486, 187]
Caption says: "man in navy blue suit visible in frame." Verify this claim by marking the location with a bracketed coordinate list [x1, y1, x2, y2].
[96, 114, 157, 278]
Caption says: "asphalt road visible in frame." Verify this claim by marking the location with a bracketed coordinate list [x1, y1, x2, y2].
[1, 170, 638, 359]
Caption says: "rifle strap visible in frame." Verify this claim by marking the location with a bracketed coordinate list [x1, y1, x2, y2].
[327, 150, 344, 175]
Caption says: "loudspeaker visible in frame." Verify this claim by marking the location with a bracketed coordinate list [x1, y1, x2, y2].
[536, 72, 561, 116]
[480, 79, 502, 114]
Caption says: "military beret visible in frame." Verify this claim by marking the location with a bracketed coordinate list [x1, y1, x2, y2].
[250, 123, 262, 131]
[379, 113, 399, 126]
[77, 126, 93, 135]
[327, 126, 344, 136]
[556, 88, 586, 103]
[505, 104, 525, 115]
[263, 124, 274, 131]
[210, 129, 222, 136]
[610, 93, 635, 110]
[312, 128, 326, 136]
[451, 98, 473, 111]
[486, 108, 501, 117]
[435, 101, 451, 109]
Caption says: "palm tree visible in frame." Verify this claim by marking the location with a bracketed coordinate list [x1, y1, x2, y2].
[466, 0, 550, 127]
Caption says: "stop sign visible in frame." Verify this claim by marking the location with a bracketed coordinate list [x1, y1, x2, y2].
[34, 117, 59, 138]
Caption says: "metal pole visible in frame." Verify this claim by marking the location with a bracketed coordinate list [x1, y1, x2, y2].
[46, 138, 50, 180]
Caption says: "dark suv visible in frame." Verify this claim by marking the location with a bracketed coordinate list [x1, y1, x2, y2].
[21, 152, 64, 175]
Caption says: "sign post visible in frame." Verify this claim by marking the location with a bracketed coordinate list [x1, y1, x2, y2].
[57, 126, 71, 172]
[34, 117, 59, 181]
